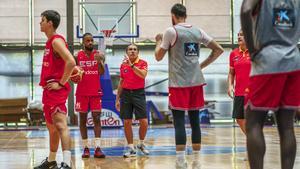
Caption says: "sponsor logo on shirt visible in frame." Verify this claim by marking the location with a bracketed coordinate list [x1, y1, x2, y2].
[43, 62, 49, 67]
[44, 49, 50, 56]
[75, 102, 81, 109]
[184, 43, 199, 57]
[273, 7, 295, 29]
[85, 70, 98, 75]
[233, 56, 240, 61]
[79, 60, 98, 67]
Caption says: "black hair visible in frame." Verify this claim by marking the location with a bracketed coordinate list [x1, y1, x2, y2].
[41, 10, 60, 29]
[171, 3, 187, 18]
[83, 32, 93, 40]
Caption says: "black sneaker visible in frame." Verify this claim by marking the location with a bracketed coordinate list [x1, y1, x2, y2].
[34, 157, 58, 169]
[59, 162, 71, 169]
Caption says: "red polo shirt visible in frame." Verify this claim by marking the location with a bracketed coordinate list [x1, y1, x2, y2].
[229, 47, 251, 96]
[120, 58, 147, 90]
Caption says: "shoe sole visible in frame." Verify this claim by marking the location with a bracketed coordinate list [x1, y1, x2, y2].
[137, 148, 149, 155]
[34, 166, 58, 169]
[94, 155, 106, 158]
[140, 150, 149, 155]
[123, 154, 137, 158]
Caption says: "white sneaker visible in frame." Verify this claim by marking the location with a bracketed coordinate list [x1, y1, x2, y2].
[123, 148, 137, 158]
[175, 160, 188, 169]
[136, 144, 150, 155]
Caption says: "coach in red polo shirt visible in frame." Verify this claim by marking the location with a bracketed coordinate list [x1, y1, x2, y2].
[115, 44, 149, 158]
[227, 30, 251, 134]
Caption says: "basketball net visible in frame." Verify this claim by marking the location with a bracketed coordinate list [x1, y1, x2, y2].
[98, 29, 116, 51]
[102, 29, 116, 46]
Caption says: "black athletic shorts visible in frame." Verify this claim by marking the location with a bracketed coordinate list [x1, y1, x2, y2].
[232, 96, 245, 119]
[120, 88, 147, 120]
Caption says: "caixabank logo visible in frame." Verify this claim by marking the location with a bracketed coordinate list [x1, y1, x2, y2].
[273, 7, 295, 29]
[184, 43, 199, 57]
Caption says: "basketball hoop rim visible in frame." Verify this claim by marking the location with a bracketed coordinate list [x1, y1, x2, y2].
[101, 29, 117, 38]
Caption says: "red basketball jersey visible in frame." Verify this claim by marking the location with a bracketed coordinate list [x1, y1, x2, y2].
[75, 50, 102, 96]
[39, 34, 69, 88]
[39, 34, 71, 105]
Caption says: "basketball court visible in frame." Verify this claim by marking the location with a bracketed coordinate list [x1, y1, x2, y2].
[1, 125, 299, 169]
[0, 0, 300, 169]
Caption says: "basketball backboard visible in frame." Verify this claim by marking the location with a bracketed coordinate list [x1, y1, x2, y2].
[77, 1, 139, 39]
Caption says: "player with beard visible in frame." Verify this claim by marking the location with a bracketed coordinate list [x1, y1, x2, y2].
[155, 3, 223, 169]
[241, 0, 300, 168]
[75, 33, 106, 158]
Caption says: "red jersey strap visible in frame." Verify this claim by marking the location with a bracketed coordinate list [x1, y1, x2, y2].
[76, 50, 98, 62]
[48, 34, 67, 54]
[48, 34, 66, 45]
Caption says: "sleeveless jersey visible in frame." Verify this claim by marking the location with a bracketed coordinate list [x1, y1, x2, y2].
[39, 34, 70, 88]
[168, 25, 206, 87]
[75, 50, 102, 96]
[39, 34, 70, 105]
[251, 0, 300, 76]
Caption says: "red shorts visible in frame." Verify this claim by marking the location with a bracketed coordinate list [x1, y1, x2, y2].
[43, 104, 67, 124]
[75, 96, 102, 113]
[245, 71, 300, 111]
[42, 85, 70, 106]
[42, 86, 70, 124]
[169, 85, 205, 111]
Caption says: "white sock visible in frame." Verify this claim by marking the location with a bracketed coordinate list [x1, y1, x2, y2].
[193, 150, 200, 161]
[94, 137, 101, 148]
[63, 150, 71, 167]
[82, 139, 89, 148]
[176, 151, 186, 162]
[48, 151, 56, 162]
[128, 144, 134, 150]
[139, 140, 144, 145]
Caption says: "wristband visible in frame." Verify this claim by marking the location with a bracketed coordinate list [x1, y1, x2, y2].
[130, 64, 135, 68]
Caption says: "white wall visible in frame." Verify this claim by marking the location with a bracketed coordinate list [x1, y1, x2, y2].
[0, 0, 29, 43]
[0, 0, 242, 43]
